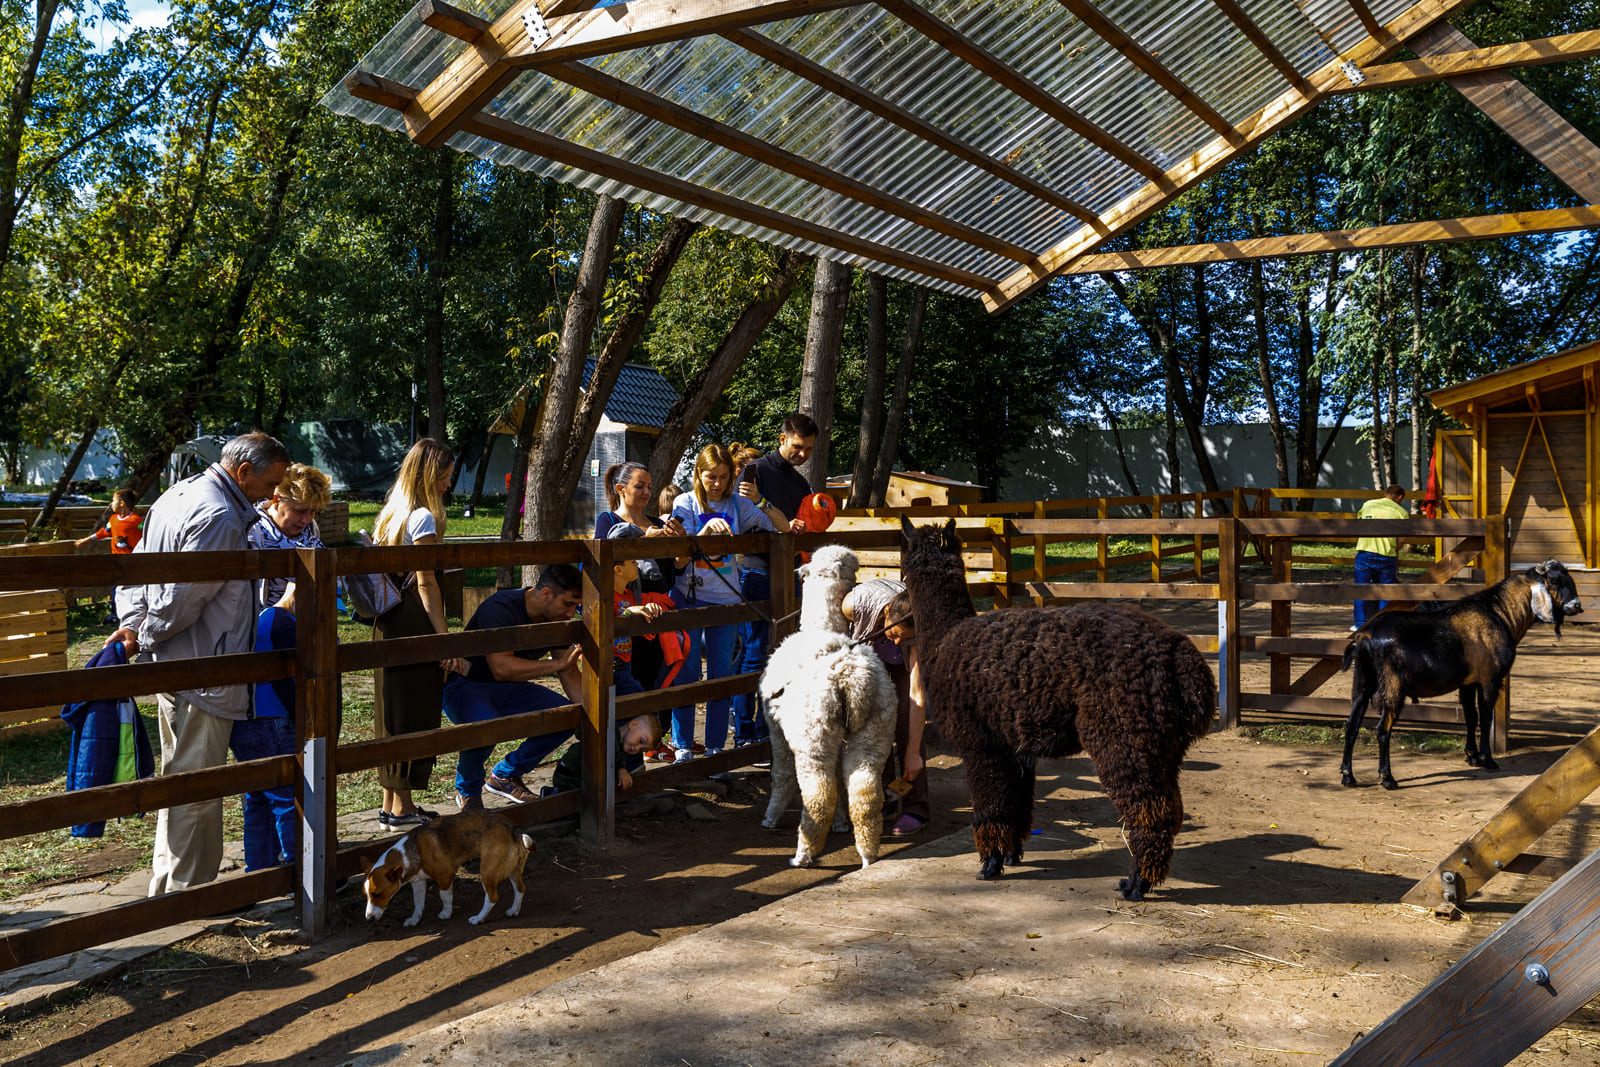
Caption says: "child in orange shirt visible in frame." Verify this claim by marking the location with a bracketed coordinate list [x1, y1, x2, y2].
[75, 489, 142, 553]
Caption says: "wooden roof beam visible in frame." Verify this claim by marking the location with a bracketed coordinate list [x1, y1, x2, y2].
[985, 0, 1483, 311]
[875, 0, 1171, 190]
[403, 0, 859, 148]
[1344, 0, 1385, 38]
[1056, 0, 1245, 148]
[723, 27, 1107, 234]
[1054, 204, 1600, 274]
[540, 61, 1041, 265]
[1332, 28, 1600, 93]
[1208, 0, 1311, 94]
[1408, 22, 1600, 204]
[346, 70, 1001, 298]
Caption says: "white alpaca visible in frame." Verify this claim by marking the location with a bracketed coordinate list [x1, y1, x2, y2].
[759, 544, 897, 869]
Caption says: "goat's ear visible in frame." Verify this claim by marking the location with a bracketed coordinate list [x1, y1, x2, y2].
[900, 515, 916, 539]
[1533, 560, 1550, 577]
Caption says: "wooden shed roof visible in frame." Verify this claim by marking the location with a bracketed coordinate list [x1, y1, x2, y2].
[322, 0, 1594, 312]
[1427, 337, 1600, 418]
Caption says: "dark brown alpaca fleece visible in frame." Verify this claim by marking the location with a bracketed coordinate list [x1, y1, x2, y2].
[900, 518, 1215, 899]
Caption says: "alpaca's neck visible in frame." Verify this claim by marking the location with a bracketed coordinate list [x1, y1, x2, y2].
[903, 567, 975, 652]
[799, 578, 851, 633]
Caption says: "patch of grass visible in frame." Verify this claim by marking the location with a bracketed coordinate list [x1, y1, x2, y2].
[1239, 723, 1465, 754]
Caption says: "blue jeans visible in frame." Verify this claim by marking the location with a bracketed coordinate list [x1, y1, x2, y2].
[1354, 550, 1399, 627]
[672, 623, 739, 751]
[442, 666, 642, 796]
[230, 715, 297, 872]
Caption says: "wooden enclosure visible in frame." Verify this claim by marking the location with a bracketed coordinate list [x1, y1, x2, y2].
[1430, 338, 1600, 602]
[0, 497, 1500, 975]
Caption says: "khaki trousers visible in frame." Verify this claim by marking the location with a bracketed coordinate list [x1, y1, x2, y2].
[148, 693, 236, 896]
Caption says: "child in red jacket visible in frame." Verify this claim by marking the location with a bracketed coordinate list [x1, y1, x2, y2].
[75, 489, 143, 553]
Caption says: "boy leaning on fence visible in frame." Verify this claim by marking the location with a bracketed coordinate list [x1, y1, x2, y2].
[1352, 484, 1408, 631]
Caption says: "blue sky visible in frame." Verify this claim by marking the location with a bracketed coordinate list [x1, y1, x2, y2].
[88, 0, 170, 48]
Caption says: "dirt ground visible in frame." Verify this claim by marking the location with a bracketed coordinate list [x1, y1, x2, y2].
[3, 602, 1599, 1066]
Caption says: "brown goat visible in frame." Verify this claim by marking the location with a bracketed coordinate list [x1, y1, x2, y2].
[1339, 559, 1583, 790]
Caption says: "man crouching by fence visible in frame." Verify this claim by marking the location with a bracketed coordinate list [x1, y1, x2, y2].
[105, 433, 291, 896]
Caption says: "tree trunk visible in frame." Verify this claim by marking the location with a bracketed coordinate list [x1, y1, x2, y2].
[0, 0, 62, 273]
[423, 151, 454, 442]
[542, 215, 698, 530]
[797, 258, 853, 492]
[121, 106, 310, 502]
[870, 288, 926, 506]
[1410, 247, 1427, 495]
[847, 273, 888, 508]
[519, 194, 627, 549]
[469, 427, 496, 508]
[646, 250, 805, 495]
[1250, 260, 1289, 487]
[27, 416, 99, 540]
[1101, 402, 1145, 505]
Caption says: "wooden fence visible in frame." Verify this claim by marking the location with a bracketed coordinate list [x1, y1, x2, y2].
[0, 502, 1496, 975]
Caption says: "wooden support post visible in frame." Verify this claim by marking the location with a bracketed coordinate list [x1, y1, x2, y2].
[1192, 491, 1204, 580]
[1217, 518, 1240, 732]
[295, 547, 340, 941]
[1032, 500, 1047, 607]
[1096, 498, 1108, 584]
[1269, 537, 1291, 695]
[1484, 514, 1510, 755]
[1149, 496, 1161, 583]
[1341, 834, 1600, 1064]
[578, 537, 615, 848]
[990, 519, 1012, 610]
[770, 531, 797, 643]
[1402, 723, 1600, 914]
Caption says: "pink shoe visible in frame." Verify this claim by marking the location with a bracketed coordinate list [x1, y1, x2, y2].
[889, 814, 924, 836]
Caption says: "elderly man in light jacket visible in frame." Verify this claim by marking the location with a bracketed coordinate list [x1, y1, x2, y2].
[108, 433, 291, 896]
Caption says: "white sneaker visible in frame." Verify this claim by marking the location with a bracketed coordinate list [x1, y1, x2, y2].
[673, 748, 694, 763]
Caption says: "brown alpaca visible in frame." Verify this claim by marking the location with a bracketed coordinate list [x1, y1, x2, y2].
[899, 518, 1215, 900]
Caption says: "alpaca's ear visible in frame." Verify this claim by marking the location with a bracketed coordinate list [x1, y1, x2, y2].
[941, 518, 960, 553]
[900, 515, 916, 540]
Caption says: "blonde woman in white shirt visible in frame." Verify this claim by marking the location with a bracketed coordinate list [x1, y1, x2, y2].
[370, 437, 455, 827]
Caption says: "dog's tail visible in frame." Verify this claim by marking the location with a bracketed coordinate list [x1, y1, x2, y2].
[519, 833, 535, 853]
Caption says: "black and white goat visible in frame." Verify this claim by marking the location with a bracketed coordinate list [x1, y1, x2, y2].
[1340, 559, 1583, 790]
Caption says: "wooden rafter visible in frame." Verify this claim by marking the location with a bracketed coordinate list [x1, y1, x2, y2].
[1056, 0, 1244, 147]
[1344, 0, 1384, 38]
[1208, 0, 1310, 94]
[1334, 28, 1600, 93]
[1052, 204, 1600, 273]
[723, 27, 1106, 232]
[875, 0, 1170, 189]
[986, 0, 1487, 310]
[540, 61, 1039, 265]
[1411, 22, 1600, 204]
[402, 0, 859, 148]
[347, 71, 1000, 296]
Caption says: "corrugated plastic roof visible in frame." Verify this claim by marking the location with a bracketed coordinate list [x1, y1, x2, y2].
[324, 0, 1462, 310]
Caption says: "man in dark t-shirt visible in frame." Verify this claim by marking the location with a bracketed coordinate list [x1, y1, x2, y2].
[441, 564, 584, 808]
[732, 411, 818, 747]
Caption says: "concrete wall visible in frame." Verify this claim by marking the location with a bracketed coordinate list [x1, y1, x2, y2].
[994, 423, 1417, 502]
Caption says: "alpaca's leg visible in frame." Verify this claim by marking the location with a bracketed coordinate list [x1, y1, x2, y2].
[965, 750, 1024, 881]
[761, 720, 798, 829]
[791, 745, 841, 868]
[1097, 756, 1186, 901]
[841, 737, 889, 869]
[1004, 753, 1037, 866]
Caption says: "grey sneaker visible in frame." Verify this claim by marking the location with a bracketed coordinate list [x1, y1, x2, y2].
[484, 773, 536, 803]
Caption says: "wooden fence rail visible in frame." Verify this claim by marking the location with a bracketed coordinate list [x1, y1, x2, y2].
[0, 507, 1496, 975]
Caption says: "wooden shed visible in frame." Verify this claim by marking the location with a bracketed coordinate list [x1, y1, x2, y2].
[1428, 338, 1600, 600]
